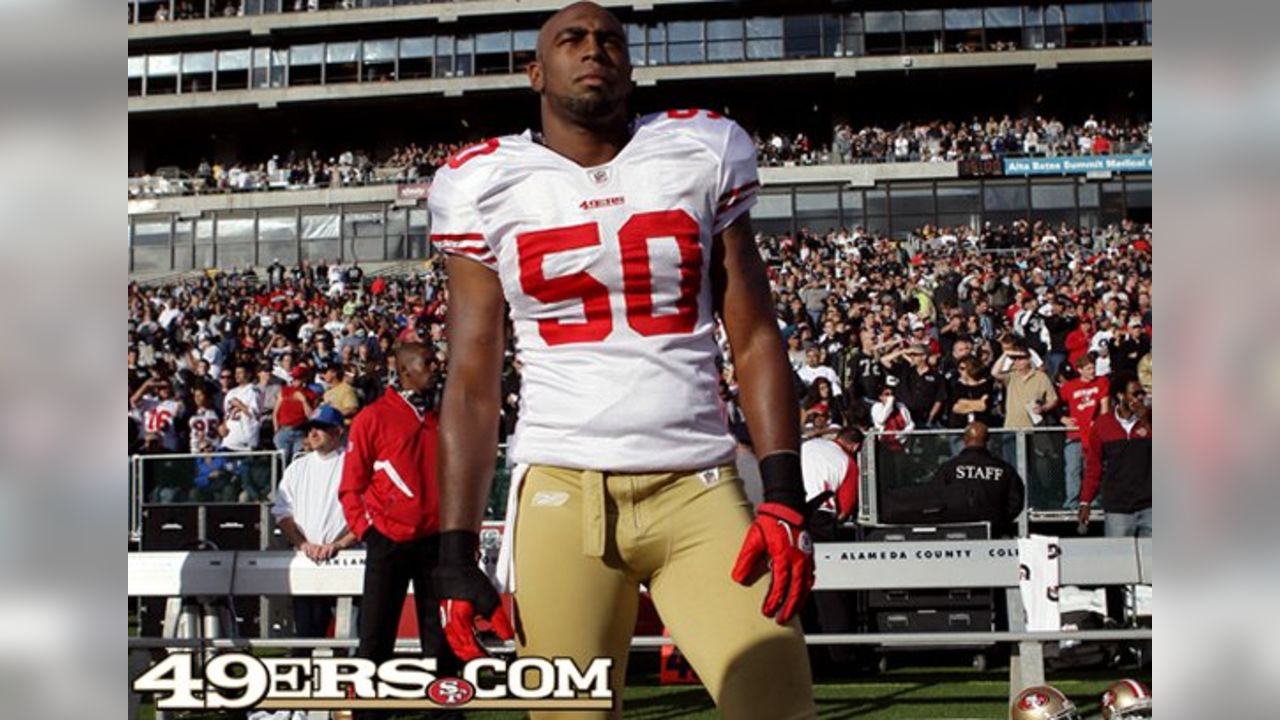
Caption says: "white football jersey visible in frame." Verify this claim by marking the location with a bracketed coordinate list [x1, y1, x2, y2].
[188, 408, 221, 451]
[800, 438, 853, 514]
[133, 397, 184, 451]
[430, 110, 760, 472]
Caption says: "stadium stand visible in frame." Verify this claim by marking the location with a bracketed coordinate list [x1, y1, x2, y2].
[127, 115, 1151, 197]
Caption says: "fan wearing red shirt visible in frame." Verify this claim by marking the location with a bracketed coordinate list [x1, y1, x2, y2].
[272, 365, 318, 465]
[1058, 355, 1109, 509]
[1064, 316, 1095, 369]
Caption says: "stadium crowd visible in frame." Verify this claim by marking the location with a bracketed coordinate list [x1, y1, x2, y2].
[756, 115, 1151, 167]
[129, 216, 1151, 502]
[128, 114, 1150, 197]
[128, 140, 466, 197]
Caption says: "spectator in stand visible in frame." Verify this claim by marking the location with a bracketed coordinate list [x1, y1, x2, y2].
[1058, 355, 1110, 509]
[992, 339, 1059, 495]
[267, 258, 286, 288]
[130, 377, 184, 452]
[883, 342, 946, 428]
[256, 365, 282, 423]
[274, 366, 318, 464]
[271, 405, 357, 654]
[993, 340, 1057, 429]
[801, 402, 841, 440]
[870, 376, 915, 480]
[1064, 315, 1095, 370]
[187, 386, 221, 454]
[946, 356, 999, 430]
[1041, 296, 1079, 380]
[803, 377, 849, 429]
[797, 347, 842, 394]
[345, 260, 364, 288]
[321, 362, 360, 418]
[221, 363, 263, 451]
[1109, 317, 1151, 379]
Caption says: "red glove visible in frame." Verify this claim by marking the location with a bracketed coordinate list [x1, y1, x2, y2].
[438, 593, 514, 662]
[731, 502, 815, 624]
[434, 532, 515, 662]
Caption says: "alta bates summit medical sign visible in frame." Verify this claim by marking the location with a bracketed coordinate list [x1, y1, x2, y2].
[1003, 154, 1152, 176]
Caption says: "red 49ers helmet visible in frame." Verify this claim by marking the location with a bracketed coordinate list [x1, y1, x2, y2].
[1011, 685, 1082, 720]
[1101, 679, 1152, 719]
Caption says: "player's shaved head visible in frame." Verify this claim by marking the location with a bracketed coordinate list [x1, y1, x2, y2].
[964, 421, 989, 448]
[529, 1, 631, 128]
[535, 2, 625, 60]
[395, 341, 432, 369]
[396, 342, 438, 392]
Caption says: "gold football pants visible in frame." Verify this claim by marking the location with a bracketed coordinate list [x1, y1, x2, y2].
[510, 463, 816, 720]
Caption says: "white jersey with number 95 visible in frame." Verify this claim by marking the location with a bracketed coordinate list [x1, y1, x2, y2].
[430, 110, 760, 472]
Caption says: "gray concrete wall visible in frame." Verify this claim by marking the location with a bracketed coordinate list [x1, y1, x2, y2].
[128, 46, 1152, 114]
[129, 0, 705, 43]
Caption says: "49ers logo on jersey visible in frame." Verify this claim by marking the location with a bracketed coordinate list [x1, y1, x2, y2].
[579, 196, 625, 211]
[427, 677, 475, 706]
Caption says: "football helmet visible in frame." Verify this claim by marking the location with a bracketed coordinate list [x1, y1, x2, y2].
[1011, 685, 1082, 720]
[1102, 679, 1152, 719]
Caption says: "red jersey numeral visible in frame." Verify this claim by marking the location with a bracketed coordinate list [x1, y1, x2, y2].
[446, 138, 501, 169]
[517, 223, 614, 346]
[146, 409, 172, 433]
[619, 210, 702, 336]
[515, 210, 704, 346]
[666, 109, 722, 120]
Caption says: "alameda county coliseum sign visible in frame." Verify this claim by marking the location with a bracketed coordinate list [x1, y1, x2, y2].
[1003, 154, 1152, 176]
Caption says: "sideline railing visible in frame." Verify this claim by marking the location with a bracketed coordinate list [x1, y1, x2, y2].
[130, 450, 282, 543]
[129, 445, 511, 545]
[126, 429, 1086, 545]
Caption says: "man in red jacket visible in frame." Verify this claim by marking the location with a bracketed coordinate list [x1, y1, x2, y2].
[1078, 374, 1151, 625]
[338, 342, 458, 706]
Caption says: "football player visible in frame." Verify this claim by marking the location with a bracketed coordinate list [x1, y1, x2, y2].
[430, 2, 817, 718]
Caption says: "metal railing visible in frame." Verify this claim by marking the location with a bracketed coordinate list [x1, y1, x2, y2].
[130, 450, 283, 542]
[128, 147, 1152, 198]
[129, 444, 510, 543]
[860, 426, 1084, 535]
[127, 429, 1088, 544]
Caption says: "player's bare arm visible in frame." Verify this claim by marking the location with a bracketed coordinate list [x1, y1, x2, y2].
[437, 254, 507, 534]
[433, 253, 515, 660]
[711, 213, 800, 460]
[715, 212, 816, 624]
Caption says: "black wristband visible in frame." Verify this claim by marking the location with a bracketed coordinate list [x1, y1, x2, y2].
[758, 452, 806, 513]
[438, 530, 480, 566]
